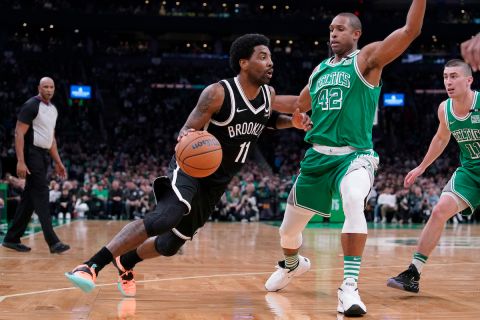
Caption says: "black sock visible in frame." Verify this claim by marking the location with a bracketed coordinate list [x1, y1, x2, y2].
[120, 249, 143, 271]
[85, 246, 113, 276]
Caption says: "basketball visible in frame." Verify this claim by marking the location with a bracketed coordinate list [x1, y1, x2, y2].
[175, 131, 223, 178]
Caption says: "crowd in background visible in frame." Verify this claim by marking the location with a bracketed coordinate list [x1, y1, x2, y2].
[1, 0, 478, 26]
[1, 2, 479, 226]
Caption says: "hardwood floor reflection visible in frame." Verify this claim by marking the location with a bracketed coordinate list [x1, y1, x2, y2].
[1, 220, 480, 319]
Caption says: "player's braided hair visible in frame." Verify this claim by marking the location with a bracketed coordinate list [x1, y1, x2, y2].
[229, 34, 270, 74]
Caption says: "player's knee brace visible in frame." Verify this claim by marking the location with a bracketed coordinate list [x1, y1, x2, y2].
[279, 204, 312, 249]
[279, 225, 303, 249]
[342, 198, 368, 234]
[154, 231, 186, 257]
[341, 169, 370, 234]
[144, 201, 188, 237]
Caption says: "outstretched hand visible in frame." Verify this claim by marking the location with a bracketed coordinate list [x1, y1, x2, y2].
[404, 166, 425, 188]
[292, 108, 313, 131]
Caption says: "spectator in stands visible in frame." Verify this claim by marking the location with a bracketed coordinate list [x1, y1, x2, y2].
[108, 180, 124, 220]
[49, 180, 61, 217]
[91, 181, 109, 219]
[396, 189, 411, 224]
[4, 173, 23, 223]
[232, 183, 259, 222]
[408, 186, 427, 223]
[376, 187, 398, 223]
[425, 187, 440, 218]
[257, 178, 275, 220]
[56, 187, 73, 220]
[276, 183, 289, 218]
[124, 181, 143, 220]
[137, 194, 151, 219]
[76, 182, 92, 219]
[225, 185, 242, 221]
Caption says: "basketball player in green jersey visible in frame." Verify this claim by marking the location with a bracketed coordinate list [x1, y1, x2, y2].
[387, 59, 479, 293]
[264, 0, 426, 317]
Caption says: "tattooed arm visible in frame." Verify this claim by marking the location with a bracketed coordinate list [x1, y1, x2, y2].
[104, 86, 224, 256]
[178, 83, 225, 139]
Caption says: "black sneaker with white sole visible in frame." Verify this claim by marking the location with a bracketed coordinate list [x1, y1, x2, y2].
[387, 263, 420, 293]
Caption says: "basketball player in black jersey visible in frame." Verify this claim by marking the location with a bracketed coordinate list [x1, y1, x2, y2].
[65, 34, 312, 296]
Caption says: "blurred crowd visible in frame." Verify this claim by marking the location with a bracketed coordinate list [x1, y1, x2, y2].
[1, 2, 479, 226]
[1, 0, 478, 25]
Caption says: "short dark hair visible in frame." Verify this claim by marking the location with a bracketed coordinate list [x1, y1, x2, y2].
[229, 34, 270, 74]
[336, 12, 362, 31]
[445, 59, 472, 76]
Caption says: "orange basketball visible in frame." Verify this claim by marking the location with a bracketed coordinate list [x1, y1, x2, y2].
[175, 131, 223, 178]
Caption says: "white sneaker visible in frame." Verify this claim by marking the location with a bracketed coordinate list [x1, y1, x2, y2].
[58, 212, 64, 220]
[265, 255, 310, 292]
[337, 278, 367, 316]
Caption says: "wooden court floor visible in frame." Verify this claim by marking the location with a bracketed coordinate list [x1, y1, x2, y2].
[1, 220, 480, 319]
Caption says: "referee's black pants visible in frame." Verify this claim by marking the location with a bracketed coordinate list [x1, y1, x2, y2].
[4, 146, 60, 246]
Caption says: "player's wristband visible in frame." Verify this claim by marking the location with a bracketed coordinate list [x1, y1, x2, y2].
[266, 110, 281, 129]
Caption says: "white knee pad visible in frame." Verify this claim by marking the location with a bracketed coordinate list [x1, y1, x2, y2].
[340, 168, 370, 234]
[279, 204, 314, 249]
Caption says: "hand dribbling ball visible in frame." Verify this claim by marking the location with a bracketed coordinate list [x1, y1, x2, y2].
[175, 131, 222, 178]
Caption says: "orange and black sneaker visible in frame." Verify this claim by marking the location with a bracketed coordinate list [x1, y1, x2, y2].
[113, 256, 136, 297]
[65, 264, 97, 293]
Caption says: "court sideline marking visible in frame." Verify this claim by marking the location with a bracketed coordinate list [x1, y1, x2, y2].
[1, 261, 479, 302]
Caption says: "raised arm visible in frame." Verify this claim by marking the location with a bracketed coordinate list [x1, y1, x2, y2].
[404, 102, 451, 187]
[358, 0, 426, 84]
[178, 83, 224, 139]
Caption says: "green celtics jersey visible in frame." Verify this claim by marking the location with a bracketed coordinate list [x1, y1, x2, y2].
[445, 91, 480, 168]
[305, 50, 381, 149]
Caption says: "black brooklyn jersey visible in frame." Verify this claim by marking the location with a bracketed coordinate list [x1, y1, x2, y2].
[163, 77, 272, 225]
[204, 77, 272, 184]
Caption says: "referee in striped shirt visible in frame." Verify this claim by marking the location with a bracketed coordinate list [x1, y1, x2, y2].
[2, 77, 70, 254]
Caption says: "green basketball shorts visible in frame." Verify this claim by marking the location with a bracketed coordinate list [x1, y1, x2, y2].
[443, 166, 480, 216]
[288, 146, 379, 216]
